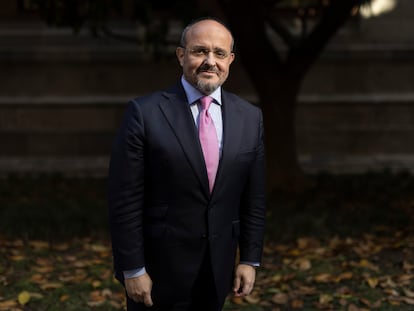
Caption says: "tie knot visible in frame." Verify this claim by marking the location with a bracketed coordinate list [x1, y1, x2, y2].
[200, 96, 213, 110]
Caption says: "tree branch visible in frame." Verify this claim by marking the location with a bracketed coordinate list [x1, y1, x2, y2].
[288, 0, 361, 75]
[266, 14, 298, 49]
[99, 25, 144, 45]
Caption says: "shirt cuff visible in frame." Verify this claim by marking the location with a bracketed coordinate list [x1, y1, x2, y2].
[123, 267, 146, 279]
[240, 261, 260, 267]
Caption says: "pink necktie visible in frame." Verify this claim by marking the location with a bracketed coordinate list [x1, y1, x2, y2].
[199, 96, 219, 193]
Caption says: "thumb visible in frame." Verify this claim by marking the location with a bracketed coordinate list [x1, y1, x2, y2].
[143, 292, 153, 307]
[233, 274, 241, 295]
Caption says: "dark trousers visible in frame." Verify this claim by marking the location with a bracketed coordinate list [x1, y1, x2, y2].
[126, 252, 223, 311]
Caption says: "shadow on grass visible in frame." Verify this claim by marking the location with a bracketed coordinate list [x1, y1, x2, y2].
[266, 170, 414, 242]
[0, 174, 109, 241]
[1, 170, 414, 242]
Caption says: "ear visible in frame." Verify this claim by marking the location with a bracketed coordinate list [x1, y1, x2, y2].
[176, 47, 185, 66]
[228, 52, 235, 66]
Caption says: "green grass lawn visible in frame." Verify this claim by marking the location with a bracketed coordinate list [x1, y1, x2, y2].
[1, 171, 414, 310]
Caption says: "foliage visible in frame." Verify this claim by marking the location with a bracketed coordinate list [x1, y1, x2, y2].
[32, 0, 196, 59]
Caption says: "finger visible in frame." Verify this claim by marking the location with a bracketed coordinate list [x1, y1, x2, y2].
[131, 294, 142, 303]
[143, 293, 153, 307]
[241, 280, 253, 296]
[233, 275, 241, 296]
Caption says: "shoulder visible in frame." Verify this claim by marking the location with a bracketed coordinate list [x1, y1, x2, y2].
[222, 90, 262, 116]
[128, 90, 166, 109]
[127, 83, 184, 111]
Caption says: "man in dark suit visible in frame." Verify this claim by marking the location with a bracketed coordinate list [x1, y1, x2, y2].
[108, 17, 266, 311]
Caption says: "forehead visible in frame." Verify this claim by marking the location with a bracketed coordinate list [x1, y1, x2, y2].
[185, 20, 233, 49]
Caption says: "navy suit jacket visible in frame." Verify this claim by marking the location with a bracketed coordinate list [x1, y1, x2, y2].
[108, 82, 266, 303]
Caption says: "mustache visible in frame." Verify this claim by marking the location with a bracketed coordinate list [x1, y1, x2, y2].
[197, 64, 219, 73]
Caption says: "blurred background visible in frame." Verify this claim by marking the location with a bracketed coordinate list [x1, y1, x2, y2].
[1, 0, 413, 183]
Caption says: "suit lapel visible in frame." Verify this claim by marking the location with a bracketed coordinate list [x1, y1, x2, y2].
[158, 85, 210, 196]
[212, 91, 243, 196]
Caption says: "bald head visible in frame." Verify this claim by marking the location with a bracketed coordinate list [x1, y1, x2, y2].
[180, 18, 234, 52]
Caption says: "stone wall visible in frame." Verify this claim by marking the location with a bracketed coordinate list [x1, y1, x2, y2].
[1, 0, 414, 176]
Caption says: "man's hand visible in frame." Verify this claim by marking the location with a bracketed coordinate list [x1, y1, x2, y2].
[233, 264, 256, 297]
[125, 272, 153, 307]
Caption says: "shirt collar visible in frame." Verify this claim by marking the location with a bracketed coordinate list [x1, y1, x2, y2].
[180, 76, 222, 106]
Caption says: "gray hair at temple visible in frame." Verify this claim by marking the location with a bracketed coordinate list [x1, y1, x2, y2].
[179, 17, 235, 52]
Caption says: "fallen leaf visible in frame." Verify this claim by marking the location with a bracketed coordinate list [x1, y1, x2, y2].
[399, 274, 414, 285]
[402, 297, 414, 305]
[87, 300, 106, 307]
[359, 259, 379, 272]
[291, 299, 304, 308]
[348, 304, 359, 311]
[109, 300, 124, 309]
[101, 288, 112, 298]
[231, 296, 245, 305]
[403, 261, 414, 271]
[360, 297, 371, 307]
[52, 243, 70, 251]
[271, 293, 289, 305]
[403, 287, 414, 298]
[244, 294, 260, 304]
[292, 258, 312, 271]
[384, 288, 400, 296]
[319, 293, 333, 305]
[30, 274, 46, 284]
[271, 274, 282, 283]
[371, 299, 382, 308]
[0, 300, 18, 310]
[18, 291, 31, 305]
[90, 244, 110, 253]
[33, 266, 54, 273]
[297, 285, 318, 295]
[366, 277, 379, 288]
[40, 282, 64, 290]
[60, 295, 70, 302]
[29, 240, 49, 250]
[336, 272, 353, 282]
[314, 273, 333, 283]
[28, 292, 44, 299]
[9, 255, 25, 261]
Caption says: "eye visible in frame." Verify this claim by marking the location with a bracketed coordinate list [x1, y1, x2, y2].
[192, 48, 208, 56]
[214, 49, 228, 59]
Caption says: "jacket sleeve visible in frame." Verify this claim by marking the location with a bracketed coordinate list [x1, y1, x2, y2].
[107, 100, 146, 273]
[239, 110, 266, 264]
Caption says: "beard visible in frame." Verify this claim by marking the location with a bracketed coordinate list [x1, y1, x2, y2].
[196, 79, 220, 95]
[194, 63, 225, 94]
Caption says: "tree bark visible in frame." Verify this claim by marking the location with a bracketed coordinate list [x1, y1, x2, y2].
[258, 74, 312, 193]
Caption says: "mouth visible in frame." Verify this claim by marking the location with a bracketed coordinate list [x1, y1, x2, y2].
[198, 70, 218, 77]
[197, 64, 219, 76]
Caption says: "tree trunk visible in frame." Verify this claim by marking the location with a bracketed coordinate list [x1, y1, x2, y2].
[255, 73, 313, 193]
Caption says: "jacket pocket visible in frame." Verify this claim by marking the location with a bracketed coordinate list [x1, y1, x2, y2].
[236, 150, 255, 162]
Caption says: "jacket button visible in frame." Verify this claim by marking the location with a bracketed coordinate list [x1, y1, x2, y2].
[201, 234, 208, 239]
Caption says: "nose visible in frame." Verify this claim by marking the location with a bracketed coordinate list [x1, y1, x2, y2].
[203, 52, 216, 65]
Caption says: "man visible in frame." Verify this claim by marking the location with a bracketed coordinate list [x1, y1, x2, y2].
[108, 17, 266, 311]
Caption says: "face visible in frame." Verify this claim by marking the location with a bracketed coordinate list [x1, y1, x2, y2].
[176, 20, 235, 95]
